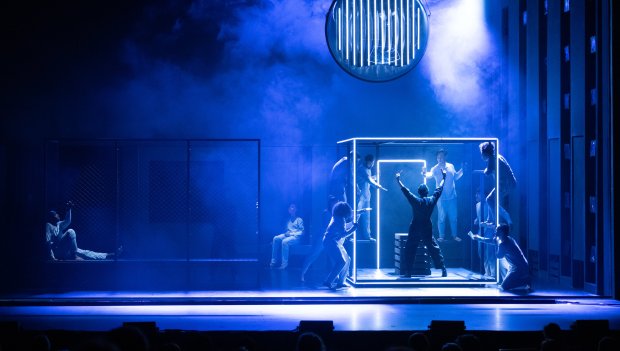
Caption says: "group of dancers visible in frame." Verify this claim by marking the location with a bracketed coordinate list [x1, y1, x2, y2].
[45, 141, 529, 291]
[271, 141, 530, 291]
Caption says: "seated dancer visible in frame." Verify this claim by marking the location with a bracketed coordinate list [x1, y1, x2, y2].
[322, 201, 357, 290]
[270, 203, 304, 269]
[396, 169, 448, 278]
[468, 224, 530, 291]
[46, 202, 119, 260]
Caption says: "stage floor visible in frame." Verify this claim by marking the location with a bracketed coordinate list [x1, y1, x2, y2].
[1, 291, 619, 333]
[0, 283, 595, 303]
[0, 267, 600, 304]
[2, 268, 619, 333]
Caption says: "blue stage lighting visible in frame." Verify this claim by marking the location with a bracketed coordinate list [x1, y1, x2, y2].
[326, 0, 430, 82]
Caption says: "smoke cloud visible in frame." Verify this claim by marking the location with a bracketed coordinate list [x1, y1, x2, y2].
[3, 0, 505, 142]
[421, 0, 501, 135]
[103, 0, 334, 144]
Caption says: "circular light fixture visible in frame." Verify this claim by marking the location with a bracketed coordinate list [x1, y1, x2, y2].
[325, 0, 430, 82]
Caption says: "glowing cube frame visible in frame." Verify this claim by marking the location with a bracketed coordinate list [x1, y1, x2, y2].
[337, 137, 500, 286]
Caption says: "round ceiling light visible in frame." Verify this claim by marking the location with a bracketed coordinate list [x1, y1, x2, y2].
[325, 0, 430, 82]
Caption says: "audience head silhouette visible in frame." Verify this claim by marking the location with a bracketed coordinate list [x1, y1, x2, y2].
[295, 332, 326, 351]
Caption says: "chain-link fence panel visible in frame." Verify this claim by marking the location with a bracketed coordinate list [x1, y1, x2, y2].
[189, 141, 259, 260]
[46, 140, 259, 263]
[118, 141, 187, 259]
[45, 141, 117, 254]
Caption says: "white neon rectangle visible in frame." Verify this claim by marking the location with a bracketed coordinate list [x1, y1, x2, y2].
[376, 159, 427, 269]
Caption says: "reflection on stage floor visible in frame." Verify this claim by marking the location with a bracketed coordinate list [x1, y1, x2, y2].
[1, 288, 618, 333]
[2, 266, 617, 333]
[1, 267, 598, 305]
[352, 267, 496, 285]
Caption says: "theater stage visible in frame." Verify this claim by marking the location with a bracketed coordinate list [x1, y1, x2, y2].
[2, 268, 619, 334]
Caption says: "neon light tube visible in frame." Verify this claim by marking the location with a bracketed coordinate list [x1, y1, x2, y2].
[346, 0, 349, 61]
[367, 0, 371, 65]
[417, 6, 420, 50]
[374, 0, 378, 64]
[381, 0, 385, 64]
[376, 159, 426, 270]
[387, 0, 391, 63]
[412, 2, 416, 59]
[400, 0, 404, 66]
[352, 139, 358, 282]
[353, 0, 356, 66]
[337, 137, 499, 143]
[338, 7, 342, 51]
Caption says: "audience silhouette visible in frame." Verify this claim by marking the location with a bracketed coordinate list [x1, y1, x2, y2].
[1, 319, 618, 351]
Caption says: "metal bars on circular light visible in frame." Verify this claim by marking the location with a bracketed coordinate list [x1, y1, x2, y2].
[326, 0, 430, 82]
